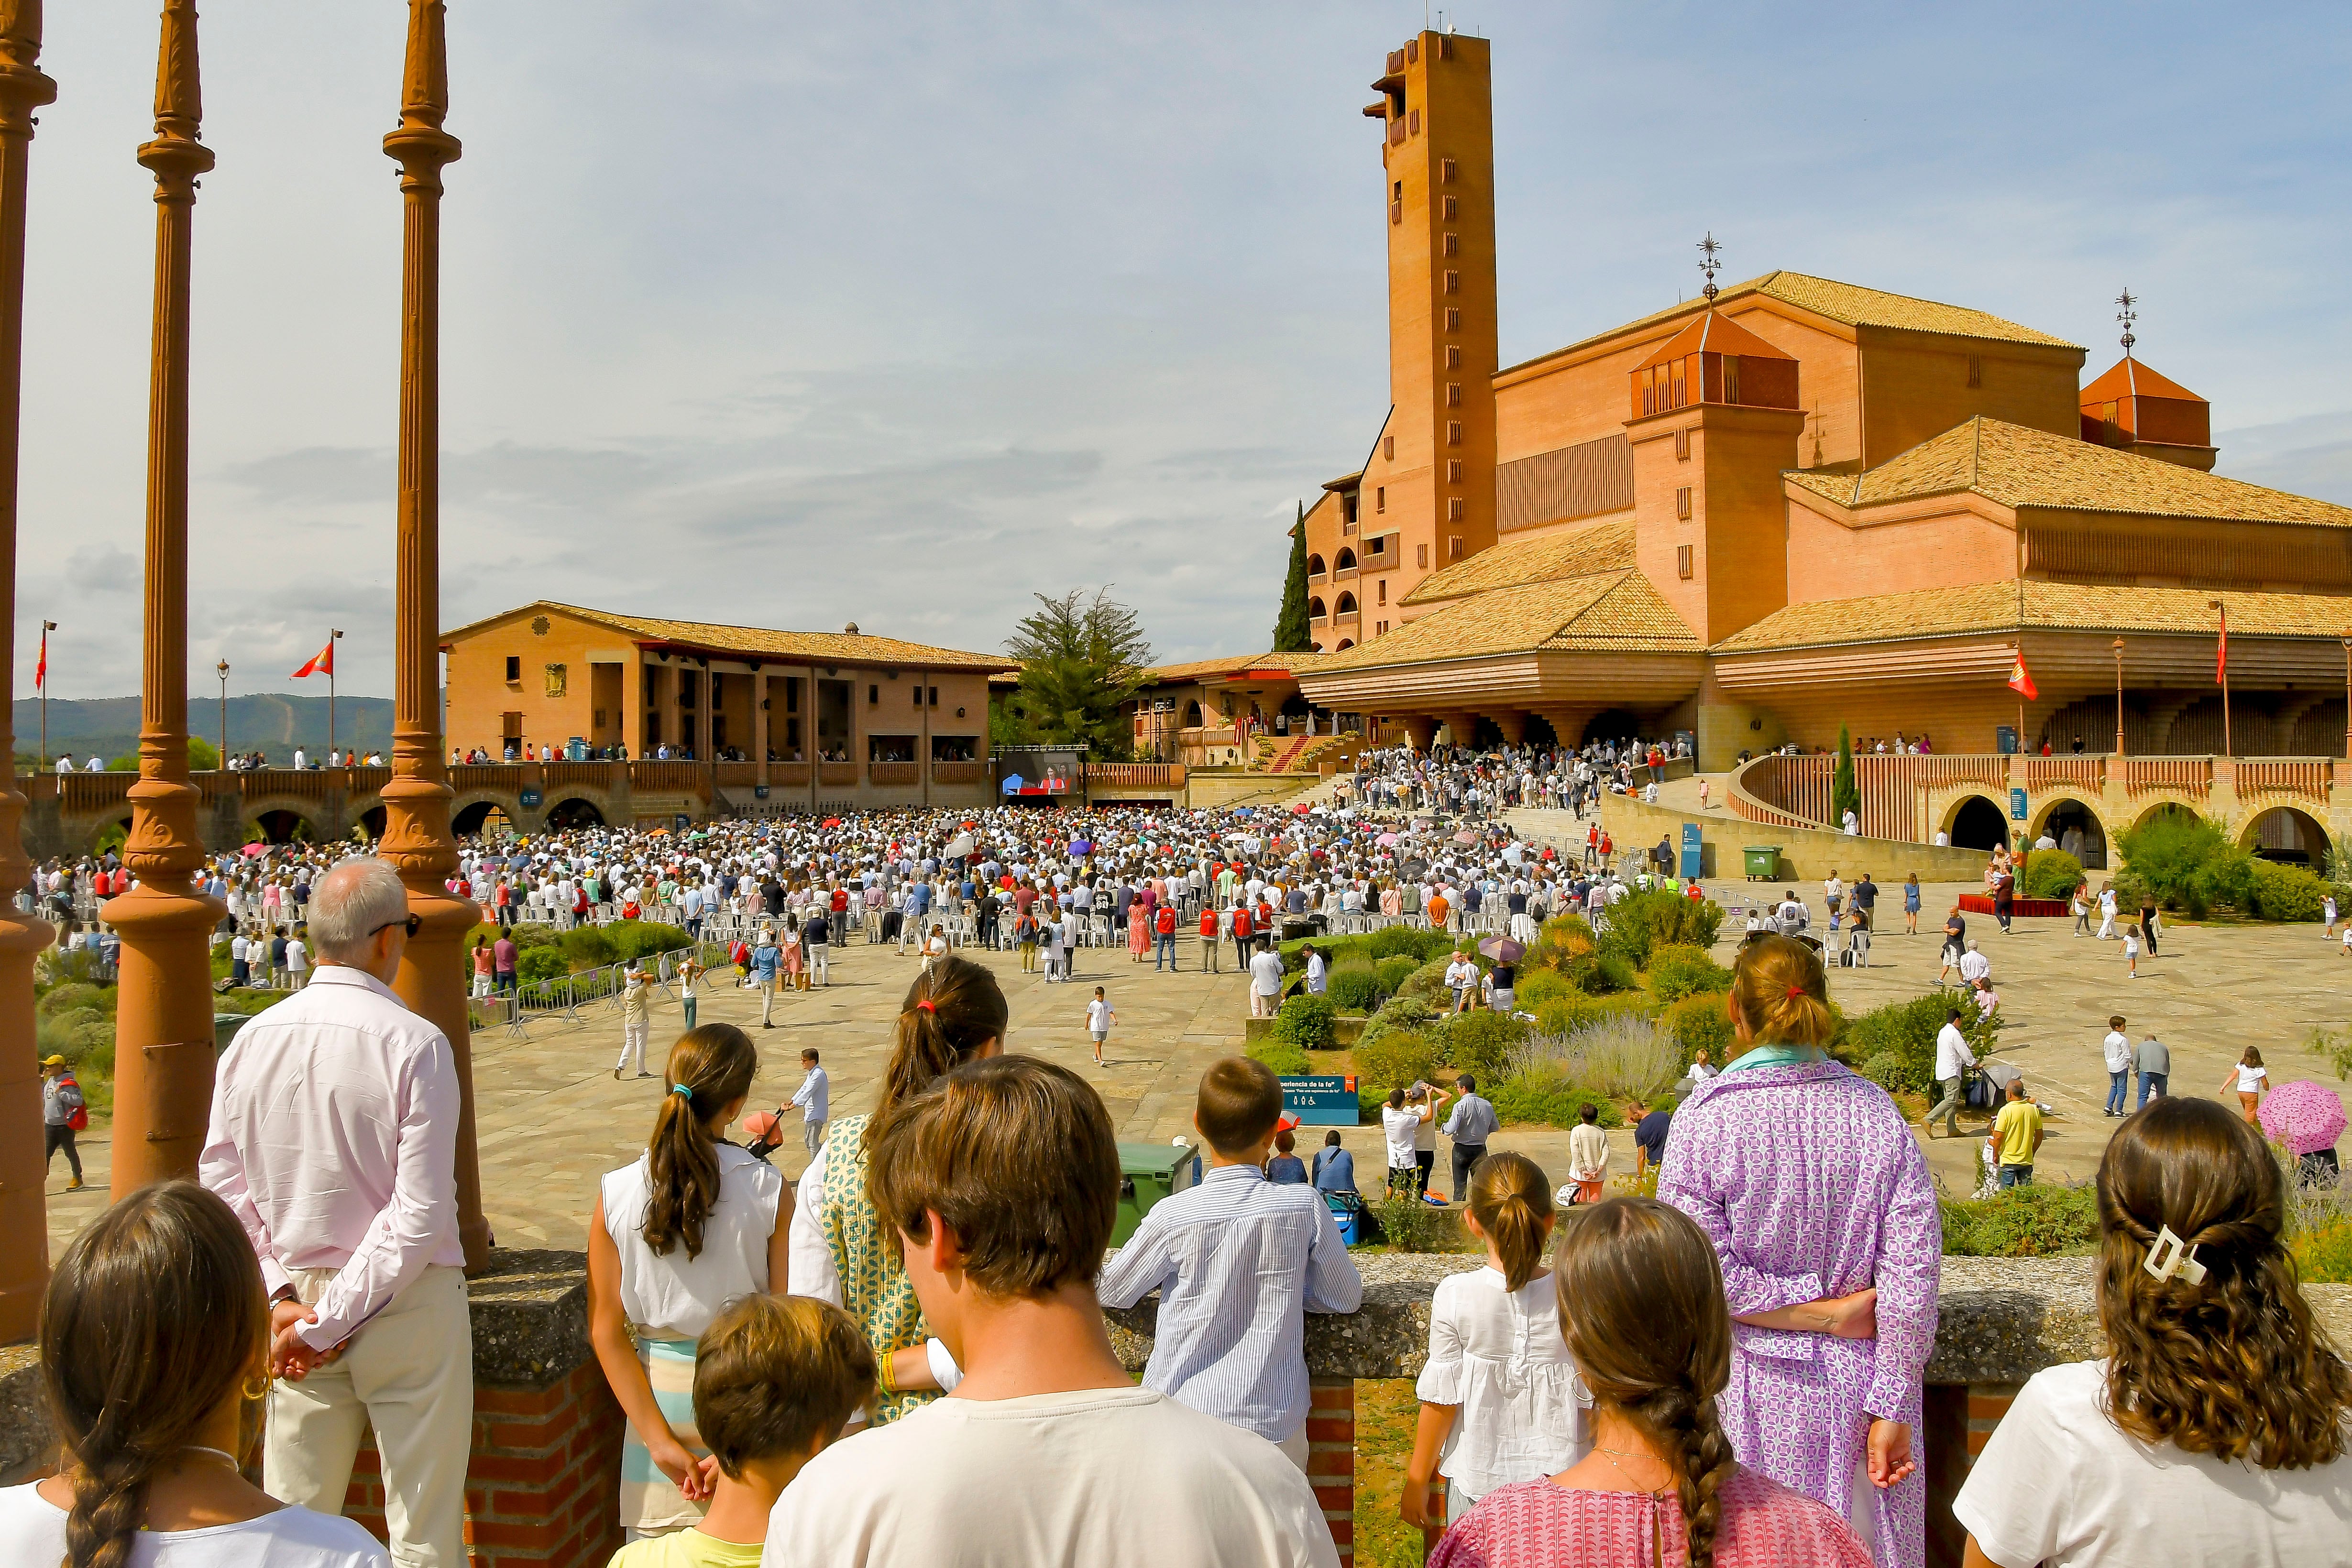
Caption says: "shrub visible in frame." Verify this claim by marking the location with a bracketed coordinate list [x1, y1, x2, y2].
[1529, 914, 1600, 983]
[1648, 944, 1730, 1002]
[561, 923, 619, 970]
[1374, 954, 1420, 998]
[2246, 858, 2328, 922]
[1841, 988, 1997, 1093]
[2118, 811, 2252, 914]
[1395, 958, 1456, 1002]
[1326, 961, 1382, 1014]
[1352, 1031, 1441, 1094]
[1248, 1036, 1310, 1076]
[2292, 1218, 2352, 1284]
[2019, 848, 2084, 902]
[517, 944, 570, 983]
[1366, 925, 1428, 961]
[508, 922, 559, 952]
[38, 1006, 116, 1075]
[609, 921, 692, 962]
[1273, 993, 1338, 1052]
[1859, 1051, 1920, 1097]
[37, 982, 109, 1020]
[1369, 1195, 1468, 1252]
[1488, 1078, 1625, 1129]
[1597, 890, 1724, 969]
[1592, 952, 1640, 994]
[1440, 1009, 1529, 1080]
[1511, 1012, 1684, 1101]
[1358, 994, 1441, 1051]
[1940, 1183, 2099, 1257]
[1663, 991, 1735, 1068]
[1513, 968, 1576, 1008]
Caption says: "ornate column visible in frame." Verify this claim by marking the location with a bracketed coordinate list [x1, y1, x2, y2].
[108, 0, 225, 1199]
[0, 0, 56, 1342]
[378, 0, 488, 1268]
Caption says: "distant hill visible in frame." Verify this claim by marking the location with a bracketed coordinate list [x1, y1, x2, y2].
[13, 694, 414, 767]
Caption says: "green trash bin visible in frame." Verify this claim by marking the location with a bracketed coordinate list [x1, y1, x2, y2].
[1113, 1141, 1198, 1247]
[1743, 846, 1781, 881]
[213, 1013, 250, 1052]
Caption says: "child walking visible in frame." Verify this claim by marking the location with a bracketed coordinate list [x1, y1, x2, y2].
[1402, 1152, 1589, 1533]
[2122, 924, 2140, 979]
[1085, 985, 1115, 1067]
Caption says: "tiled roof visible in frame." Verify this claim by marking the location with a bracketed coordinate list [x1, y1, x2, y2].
[1507, 271, 2077, 375]
[1637, 310, 1795, 368]
[1713, 580, 2352, 654]
[441, 602, 1018, 670]
[1788, 417, 2352, 528]
[2080, 356, 2202, 406]
[1139, 651, 1339, 684]
[1402, 517, 1637, 605]
[1312, 570, 1698, 672]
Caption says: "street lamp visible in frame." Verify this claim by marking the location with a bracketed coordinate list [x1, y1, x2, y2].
[216, 658, 229, 768]
[2111, 638, 2125, 757]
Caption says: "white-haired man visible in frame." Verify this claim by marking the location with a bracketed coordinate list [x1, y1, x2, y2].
[199, 855, 471, 1568]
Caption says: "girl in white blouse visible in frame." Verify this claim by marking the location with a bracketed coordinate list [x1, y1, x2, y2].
[1402, 1152, 1592, 1530]
[587, 1024, 788, 1539]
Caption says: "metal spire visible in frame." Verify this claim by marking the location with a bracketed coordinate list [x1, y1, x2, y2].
[1697, 232, 1723, 305]
[2116, 287, 2137, 355]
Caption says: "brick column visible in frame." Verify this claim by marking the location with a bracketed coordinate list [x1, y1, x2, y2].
[1307, 1377, 1355, 1562]
[1484, 710, 1527, 749]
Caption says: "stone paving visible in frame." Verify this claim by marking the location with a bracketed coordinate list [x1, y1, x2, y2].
[40, 871, 2352, 1258]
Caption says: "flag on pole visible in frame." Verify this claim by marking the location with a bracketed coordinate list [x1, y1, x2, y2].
[2006, 651, 2038, 701]
[292, 639, 335, 679]
[33, 626, 44, 691]
[2215, 603, 2228, 684]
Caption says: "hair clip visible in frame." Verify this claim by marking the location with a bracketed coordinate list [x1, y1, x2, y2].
[916, 998, 936, 1012]
[2143, 1224, 2206, 1286]
[1785, 984, 1805, 998]
[671, 1084, 693, 1101]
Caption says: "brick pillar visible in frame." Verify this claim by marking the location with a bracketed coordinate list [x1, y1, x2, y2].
[1307, 1376, 1355, 1562]
[1394, 715, 1437, 752]
[1922, 1380, 2018, 1568]
[1485, 711, 1527, 749]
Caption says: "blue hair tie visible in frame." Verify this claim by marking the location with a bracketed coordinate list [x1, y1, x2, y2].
[671, 1084, 693, 1101]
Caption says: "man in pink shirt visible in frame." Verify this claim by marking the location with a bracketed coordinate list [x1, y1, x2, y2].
[200, 856, 471, 1568]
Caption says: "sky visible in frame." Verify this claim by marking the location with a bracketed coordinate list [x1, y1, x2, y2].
[17, 1, 2352, 700]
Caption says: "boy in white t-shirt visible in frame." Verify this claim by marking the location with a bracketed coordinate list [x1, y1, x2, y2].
[1085, 986, 1115, 1068]
[764, 1057, 1337, 1568]
[2100, 1014, 2131, 1117]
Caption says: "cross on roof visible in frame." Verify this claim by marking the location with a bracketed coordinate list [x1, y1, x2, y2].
[1697, 232, 1724, 304]
[2116, 287, 2137, 355]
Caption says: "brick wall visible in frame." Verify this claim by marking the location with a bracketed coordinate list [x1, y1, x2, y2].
[1307, 1376, 1357, 1561]
[337, 1360, 624, 1568]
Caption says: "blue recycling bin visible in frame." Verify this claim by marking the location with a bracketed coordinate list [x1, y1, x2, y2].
[1678, 822, 1703, 879]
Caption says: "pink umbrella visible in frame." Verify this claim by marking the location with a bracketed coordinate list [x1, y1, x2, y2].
[1376, 832, 1400, 847]
[2259, 1080, 2347, 1158]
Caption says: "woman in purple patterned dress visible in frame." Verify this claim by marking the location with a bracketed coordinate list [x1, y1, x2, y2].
[1657, 934, 1941, 1568]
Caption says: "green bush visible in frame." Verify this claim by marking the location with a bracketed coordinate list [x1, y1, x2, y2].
[37, 981, 110, 1020]
[1648, 944, 1731, 1002]
[517, 945, 570, 983]
[1352, 1031, 1441, 1094]
[2292, 1217, 2352, 1284]
[508, 922, 559, 951]
[1487, 1079, 1625, 1129]
[2119, 811, 2252, 914]
[2246, 858, 2328, 922]
[1439, 1009, 1528, 1080]
[1326, 961, 1382, 1013]
[1273, 993, 1339, 1052]
[1395, 957, 1456, 1003]
[1513, 968, 1576, 1008]
[1374, 954, 1420, 998]
[1664, 991, 1735, 1068]
[1941, 1183, 2100, 1257]
[609, 921, 692, 962]
[1593, 952, 1640, 993]
[1368, 1195, 1469, 1252]
[1841, 988, 1997, 1092]
[1358, 994, 1441, 1051]
[1366, 925, 1429, 961]
[1248, 1036, 1310, 1076]
[561, 923, 619, 969]
[1859, 1051, 1921, 1097]
[1596, 890, 1724, 969]
[2019, 848, 2084, 901]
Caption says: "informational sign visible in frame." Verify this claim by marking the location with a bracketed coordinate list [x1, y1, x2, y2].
[1281, 1074, 1360, 1126]
[1680, 822, 1703, 879]
[2009, 787, 2029, 821]
[518, 788, 542, 808]
[753, 785, 769, 800]
[673, 813, 691, 833]
[1995, 724, 2019, 755]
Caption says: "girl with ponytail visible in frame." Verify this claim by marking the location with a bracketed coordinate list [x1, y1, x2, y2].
[1429, 1197, 1872, 1568]
[1653, 933, 1942, 1567]
[1403, 1152, 1588, 1532]
[789, 952, 1008, 1425]
[4, 1180, 387, 1568]
[588, 1023, 785, 1538]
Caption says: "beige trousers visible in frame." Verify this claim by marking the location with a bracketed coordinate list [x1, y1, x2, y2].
[266, 1263, 473, 1568]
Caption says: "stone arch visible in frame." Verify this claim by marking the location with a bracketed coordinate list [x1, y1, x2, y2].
[358, 805, 387, 841]
[450, 790, 522, 839]
[88, 813, 133, 856]
[1943, 794, 2010, 852]
[546, 796, 607, 830]
[2026, 790, 2113, 869]
[1335, 591, 1358, 615]
[246, 807, 320, 845]
[1307, 596, 1327, 619]
[1335, 547, 1357, 572]
[1581, 708, 1643, 747]
[1305, 553, 1326, 575]
[1335, 639, 1354, 650]
[2240, 803, 2329, 865]
[1181, 700, 1203, 728]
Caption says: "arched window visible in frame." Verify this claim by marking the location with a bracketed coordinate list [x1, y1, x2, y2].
[1306, 554, 1326, 576]
[1182, 700, 1203, 728]
[1335, 592, 1358, 615]
[1335, 639, 1355, 650]
[1335, 547, 1357, 572]
[1307, 596, 1327, 619]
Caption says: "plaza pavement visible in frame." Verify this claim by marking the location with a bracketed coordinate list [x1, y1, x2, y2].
[41, 872, 2352, 1258]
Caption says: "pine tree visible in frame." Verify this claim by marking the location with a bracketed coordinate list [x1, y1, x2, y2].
[1833, 724, 1861, 828]
[1272, 501, 1312, 653]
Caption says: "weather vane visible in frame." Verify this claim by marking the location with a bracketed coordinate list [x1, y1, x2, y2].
[2116, 287, 2137, 355]
[1697, 232, 1723, 305]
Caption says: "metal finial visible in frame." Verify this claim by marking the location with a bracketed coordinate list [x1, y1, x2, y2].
[2116, 287, 2137, 354]
[1697, 232, 1723, 305]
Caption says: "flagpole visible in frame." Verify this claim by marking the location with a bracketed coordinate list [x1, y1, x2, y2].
[2209, 598, 2230, 756]
[37, 619, 50, 766]
[329, 627, 341, 762]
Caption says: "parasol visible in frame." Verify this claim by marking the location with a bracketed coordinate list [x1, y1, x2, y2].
[1376, 832, 1400, 847]
[2259, 1080, 2347, 1157]
[1069, 839, 1094, 855]
[822, 817, 842, 828]
[1477, 935, 1524, 964]
[1292, 802, 1312, 814]
[1453, 828, 1479, 844]
[240, 842, 266, 856]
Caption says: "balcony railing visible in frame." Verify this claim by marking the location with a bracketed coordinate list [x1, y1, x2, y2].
[932, 761, 986, 785]
[818, 761, 860, 788]
[868, 762, 921, 786]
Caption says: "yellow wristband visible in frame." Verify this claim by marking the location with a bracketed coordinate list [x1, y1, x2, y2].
[877, 1347, 898, 1398]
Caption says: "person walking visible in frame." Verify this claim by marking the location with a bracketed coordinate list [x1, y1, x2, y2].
[1902, 871, 1920, 935]
[1155, 900, 1179, 970]
[1991, 1076, 2044, 1188]
[1086, 985, 1116, 1067]
[1442, 1073, 1498, 1203]
[2221, 1046, 2268, 1124]
[804, 906, 830, 986]
[2101, 1014, 2132, 1117]
[40, 1053, 85, 1190]
[198, 857, 473, 1568]
[2138, 894, 2161, 957]
[1929, 1007, 1977, 1139]
[2134, 1031, 2169, 1107]
[752, 927, 781, 1027]
[586, 1024, 785, 1539]
[1198, 902, 1221, 973]
[2070, 880, 2092, 936]
[615, 963, 654, 1080]
[677, 952, 703, 1032]
[791, 1048, 829, 1153]
[1247, 941, 1284, 1020]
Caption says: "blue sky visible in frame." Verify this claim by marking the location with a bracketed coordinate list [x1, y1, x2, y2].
[19, 1, 2352, 698]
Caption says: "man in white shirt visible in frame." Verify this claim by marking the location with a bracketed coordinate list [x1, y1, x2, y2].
[1247, 944, 1284, 1020]
[53, 752, 70, 773]
[1930, 1007, 1978, 1138]
[765, 1057, 1336, 1568]
[2101, 1012, 2132, 1118]
[199, 856, 470, 1568]
[1443, 950, 1478, 1014]
[285, 931, 310, 988]
[1958, 939, 1991, 988]
[292, 746, 307, 769]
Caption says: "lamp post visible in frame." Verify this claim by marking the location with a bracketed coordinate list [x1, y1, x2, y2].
[378, 0, 489, 1269]
[216, 658, 229, 765]
[0, 0, 58, 1346]
[2111, 638, 2125, 757]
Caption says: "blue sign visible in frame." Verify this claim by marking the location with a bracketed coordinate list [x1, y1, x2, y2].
[1281, 1074, 1360, 1126]
[518, 788, 542, 808]
[2009, 787, 2028, 821]
[1679, 822, 1703, 880]
[753, 785, 769, 800]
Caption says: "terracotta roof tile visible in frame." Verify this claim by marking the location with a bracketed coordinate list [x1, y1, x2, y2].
[441, 602, 1018, 670]
[1314, 570, 1698, 672]
[1140, 652, 1338, 683]
[1401, 517, 1637, 605]
[1804, 417, 2352, 528]
[1540, 574, 1704, 651]
[1713, 580, 2352, 654]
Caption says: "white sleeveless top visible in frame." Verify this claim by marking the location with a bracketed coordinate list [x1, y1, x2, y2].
[600, 1142, 783, 1338]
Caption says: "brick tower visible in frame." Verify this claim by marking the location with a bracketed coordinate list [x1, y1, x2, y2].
[1352, 29, 1498, 634]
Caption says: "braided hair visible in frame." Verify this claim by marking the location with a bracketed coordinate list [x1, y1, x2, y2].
[41, 1182, 269, 1568]
[1554, 1197, 1740, 1568]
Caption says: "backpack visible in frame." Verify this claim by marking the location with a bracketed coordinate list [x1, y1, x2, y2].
[57, 1074, 87, 1132]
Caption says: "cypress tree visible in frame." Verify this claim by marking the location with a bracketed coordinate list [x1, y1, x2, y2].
[1833, 724, 1861, 828]
[1272, 500, 1312, 653]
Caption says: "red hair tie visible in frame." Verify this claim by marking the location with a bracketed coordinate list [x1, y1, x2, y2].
[916, 998, 936, 1012]
[1786, 984, 1805, 998]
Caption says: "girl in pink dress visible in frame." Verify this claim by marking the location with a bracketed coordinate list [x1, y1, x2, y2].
[1431, 1196, 1872, 1568]
[1128, 892, 1150, 961]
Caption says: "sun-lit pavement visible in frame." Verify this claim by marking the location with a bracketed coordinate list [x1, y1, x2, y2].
[43, 869, 2352, 1257]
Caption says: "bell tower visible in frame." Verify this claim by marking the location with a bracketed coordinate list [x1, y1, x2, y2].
[1353, 30, 1497, 629]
